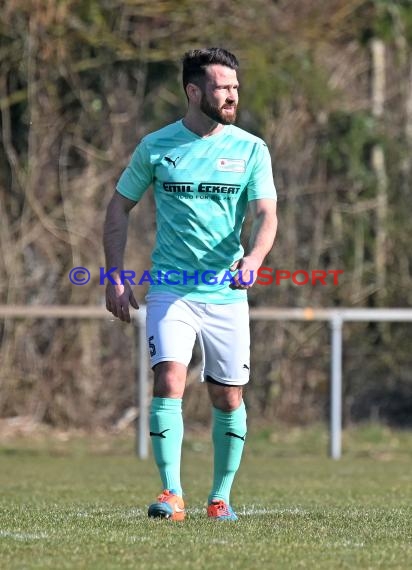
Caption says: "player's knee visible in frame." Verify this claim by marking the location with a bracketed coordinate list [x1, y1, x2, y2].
[215, 400, 241, 412]
[153, 362, 186, 398]
[208, 383, 243, 412]
[215, 397, 243, 412]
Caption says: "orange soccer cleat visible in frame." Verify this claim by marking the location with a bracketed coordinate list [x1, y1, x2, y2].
[148, 489, 186, 521]
[207, 499, 238, 521]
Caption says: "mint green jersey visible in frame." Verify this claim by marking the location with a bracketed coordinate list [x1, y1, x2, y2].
[116, 120, 276, 303]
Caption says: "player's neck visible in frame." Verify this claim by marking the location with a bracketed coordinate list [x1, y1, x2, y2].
[182, 111, 224, 138]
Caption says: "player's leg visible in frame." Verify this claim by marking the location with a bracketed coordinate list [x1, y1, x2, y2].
[200, 301, 250, 520]
[206, 382, 246, 520]
[146, 294, 199, 520]
[150, 361, 186, 492]
[148, 362, 187, 521]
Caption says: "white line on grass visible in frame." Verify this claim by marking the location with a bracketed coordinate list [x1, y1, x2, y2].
[239, 506, 310, 516]
[187, 506, 309, 517]
[74, 508, 145, 518]
[0, 530, 48, 541]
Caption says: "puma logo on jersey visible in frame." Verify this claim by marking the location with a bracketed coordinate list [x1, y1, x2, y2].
[164, 156, 180, 168]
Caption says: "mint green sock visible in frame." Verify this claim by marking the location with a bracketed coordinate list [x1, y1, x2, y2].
[149, 397, 183, 496]
[208, 401, 247, 505]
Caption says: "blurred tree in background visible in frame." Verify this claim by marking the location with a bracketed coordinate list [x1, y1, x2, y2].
[1, 0, 412, 429]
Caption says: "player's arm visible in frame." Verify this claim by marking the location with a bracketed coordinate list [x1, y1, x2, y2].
[103, 190, 139, 323]
[231, 198, 277, 289]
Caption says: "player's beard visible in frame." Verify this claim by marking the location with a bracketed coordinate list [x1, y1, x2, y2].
[200, 92, 237, 125]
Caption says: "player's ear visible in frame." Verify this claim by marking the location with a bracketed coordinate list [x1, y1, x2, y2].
[186, 82, 202, 104]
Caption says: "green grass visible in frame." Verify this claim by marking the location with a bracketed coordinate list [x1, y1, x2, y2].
[0, 424, 411, 569]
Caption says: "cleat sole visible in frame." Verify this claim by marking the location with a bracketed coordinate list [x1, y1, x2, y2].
[148, 503, 173, 519]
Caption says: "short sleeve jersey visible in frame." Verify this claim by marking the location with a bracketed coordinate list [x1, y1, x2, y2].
[116, 120, 277, 304]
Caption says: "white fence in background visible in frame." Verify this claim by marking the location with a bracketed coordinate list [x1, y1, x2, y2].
[1, 305, 412, 460]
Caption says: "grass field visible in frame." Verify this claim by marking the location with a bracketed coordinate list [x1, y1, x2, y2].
[0, 423, 411, 569]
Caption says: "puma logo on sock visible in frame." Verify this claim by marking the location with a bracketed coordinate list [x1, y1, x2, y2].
[149, 429, 170, 438]
[225, 431, 246, 441]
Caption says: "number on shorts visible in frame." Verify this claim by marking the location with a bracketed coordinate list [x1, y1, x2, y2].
[148, 335, 156, 357]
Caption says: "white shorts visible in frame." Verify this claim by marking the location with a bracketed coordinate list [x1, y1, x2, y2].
[146, 292, 250, 386]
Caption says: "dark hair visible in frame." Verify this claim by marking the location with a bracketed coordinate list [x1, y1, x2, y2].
[182, 47, 239, 91]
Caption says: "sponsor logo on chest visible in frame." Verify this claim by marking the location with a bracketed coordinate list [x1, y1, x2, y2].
[163, 182, 241, 195]
[216, 158, 246, 173]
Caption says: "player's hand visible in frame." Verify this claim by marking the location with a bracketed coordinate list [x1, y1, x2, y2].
[105, 280, 139, 323]
[229, 256, 261, 289]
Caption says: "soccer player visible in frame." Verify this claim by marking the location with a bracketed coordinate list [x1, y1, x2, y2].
[104, 47, 277, 521]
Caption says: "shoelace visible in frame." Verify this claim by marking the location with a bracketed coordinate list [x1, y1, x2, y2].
[158, 490, 172, 502]
[213, 501, 231, 515]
